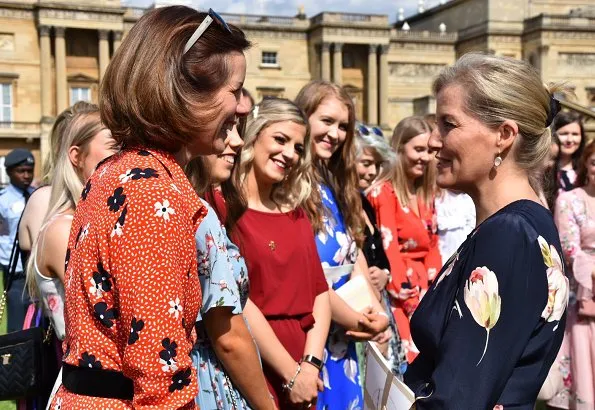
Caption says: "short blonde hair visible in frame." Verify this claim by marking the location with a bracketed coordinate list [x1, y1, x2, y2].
[237, 98, 312, 209]
[433, 52, 571, 191]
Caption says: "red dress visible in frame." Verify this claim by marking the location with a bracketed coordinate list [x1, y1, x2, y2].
[51, 149, 206, 409]
[367, 182, 442, 362]
[234, 207, 328, 408]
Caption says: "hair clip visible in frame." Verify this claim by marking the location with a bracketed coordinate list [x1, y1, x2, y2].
[546, 95, 561, 127]
[253, 105, 259, 119]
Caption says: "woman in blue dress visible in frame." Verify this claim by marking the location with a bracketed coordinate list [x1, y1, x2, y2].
[404, 54, 569, 409]
[188, 122, 276, 410]
[296, 81, 390, 409]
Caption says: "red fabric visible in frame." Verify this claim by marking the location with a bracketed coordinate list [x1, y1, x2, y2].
[234, 207, 327, 405]
[367, 182, 442, 362]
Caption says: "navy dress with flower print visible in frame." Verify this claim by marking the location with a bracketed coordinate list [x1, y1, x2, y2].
[405, 200, 569, 409]
[192, 199, 253, 410]
[315, 184, 363, 410]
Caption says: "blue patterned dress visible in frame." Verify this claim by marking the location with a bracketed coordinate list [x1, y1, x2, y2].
[315, 184, 363, 410]
[192, 199, 253, 409]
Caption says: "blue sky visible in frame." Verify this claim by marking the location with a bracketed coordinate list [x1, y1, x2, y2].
[124, 0, 449, 20]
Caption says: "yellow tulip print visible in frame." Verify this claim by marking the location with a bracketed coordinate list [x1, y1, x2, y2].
[464, 266, 502, 366]
[537, 236, 569, 330]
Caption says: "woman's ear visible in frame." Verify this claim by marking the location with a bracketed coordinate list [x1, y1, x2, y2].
[68, 145, 82, 171]
[497, 120, 519, 152]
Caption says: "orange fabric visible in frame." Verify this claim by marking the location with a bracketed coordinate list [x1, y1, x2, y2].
[51, 149, 206, 409]
[367, 182, 441, 362]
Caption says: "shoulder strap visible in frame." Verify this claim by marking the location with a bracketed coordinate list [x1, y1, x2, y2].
[5, 212, 26, 293]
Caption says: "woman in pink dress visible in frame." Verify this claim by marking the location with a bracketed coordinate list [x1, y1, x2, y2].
[555, 140, 595, 409]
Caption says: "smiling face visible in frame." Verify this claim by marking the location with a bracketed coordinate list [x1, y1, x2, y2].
[204, 123, 244, 184]
[308, 96, 349, 160]
[356, 149, 379, 190]
[189, 51, 248, 157]
[401, 133, 431, 181]
[586, 152, 595, 189]
[251, 121, 306, 187]
[556, 121, 582, 160]
[429, 83, 500, 191]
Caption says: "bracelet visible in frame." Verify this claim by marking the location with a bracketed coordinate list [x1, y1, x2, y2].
[301, 355, 323, 371]
[281, 363, 301, 392]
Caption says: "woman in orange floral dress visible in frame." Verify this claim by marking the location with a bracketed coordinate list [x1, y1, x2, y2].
[367, 116, 442, 363]
[50, 5, 251, 408]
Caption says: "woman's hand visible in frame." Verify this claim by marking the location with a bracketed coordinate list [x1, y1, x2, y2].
[285, 362, 320, 406]
[345, 308, 390, 341]
[368, 266, 390, 292]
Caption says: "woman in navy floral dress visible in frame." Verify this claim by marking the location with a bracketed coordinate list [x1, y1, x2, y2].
[404, 53, 569, 409]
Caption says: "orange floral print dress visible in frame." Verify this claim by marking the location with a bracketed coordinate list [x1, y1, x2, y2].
[367, 181, 442, 363]
[50, 149, 206, 409]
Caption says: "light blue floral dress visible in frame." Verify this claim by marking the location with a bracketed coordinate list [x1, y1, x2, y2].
[315, 184, 363, 410]
[192, 199, 252, 409]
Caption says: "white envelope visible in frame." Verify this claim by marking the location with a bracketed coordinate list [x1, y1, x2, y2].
[334, 275, 376, 312]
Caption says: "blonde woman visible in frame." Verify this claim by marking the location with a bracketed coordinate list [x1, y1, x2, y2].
[404, 53, 569, 409]
[25, 102, 118, 344]
[228, 98, 331, 409]
[366, 116, 442, 363]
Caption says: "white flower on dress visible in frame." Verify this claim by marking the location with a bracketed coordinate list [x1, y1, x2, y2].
[170, 183, 181, 194]
[219, 280, 228, 291]
[159, 357, 178, 372]
[320, 187, 333, 205]
[168, 297, 183, 318]
[538, 236, 569, 329]
[111, 222, 123, 238]
[347, 396, 361, 410]
[332, 231, 350, 265]
[434, 252, 459, 289]
[343, 357, 358, 384]
[464, 266, 501, 365]
[380, 225, 393, 249]
[119, 169, 133, 183]
[99, 165, 110, 179]
[322, 349, 331, 390]
[154, 200, 175, 221]
[53, 397, 62, 410]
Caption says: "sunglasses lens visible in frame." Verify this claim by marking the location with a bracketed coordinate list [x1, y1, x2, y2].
[372, 127, 383, 137]
[209, 8, 232, 33]
[358, 125, 369, 136]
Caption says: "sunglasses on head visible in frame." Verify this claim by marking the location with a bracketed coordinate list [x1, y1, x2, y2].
[357, 124, 384, 138]
[183, 8, 232, 55]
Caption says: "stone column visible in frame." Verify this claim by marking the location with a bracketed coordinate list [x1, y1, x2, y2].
[54, 27, 68, 113]
[99, 30, 110, 82]
[321, 42, 331, 81]
[379, 44, 389, 128]
[333, 42, 343, 85]
[39, 25, 51, 119]
[113, 31, 123, 53]
[367, 44, 378, 125]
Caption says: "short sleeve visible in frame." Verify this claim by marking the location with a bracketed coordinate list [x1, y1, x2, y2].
[195, 203, 242, 322]
[407, 213, 568, 409]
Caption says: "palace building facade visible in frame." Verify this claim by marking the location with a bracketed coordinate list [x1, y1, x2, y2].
[1, 0, 594, 182]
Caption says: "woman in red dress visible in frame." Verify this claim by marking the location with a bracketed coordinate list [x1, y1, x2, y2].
[228, 98, 331, 409]
[367, 116, 442, 363]
[51, 6, 250, 408]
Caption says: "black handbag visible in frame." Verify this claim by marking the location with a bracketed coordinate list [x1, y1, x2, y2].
[0, 223, 56, 401]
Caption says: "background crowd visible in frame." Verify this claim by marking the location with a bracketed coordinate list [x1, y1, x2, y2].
[0, 4, 585, 410]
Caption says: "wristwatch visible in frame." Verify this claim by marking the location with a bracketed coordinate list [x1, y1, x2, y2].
[301, 355, 323, 371]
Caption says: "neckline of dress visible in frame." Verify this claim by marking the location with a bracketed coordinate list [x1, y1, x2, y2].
[471, 199, 544, 236]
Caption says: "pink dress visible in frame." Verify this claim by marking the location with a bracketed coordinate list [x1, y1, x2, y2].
[555, 188, 595, 409]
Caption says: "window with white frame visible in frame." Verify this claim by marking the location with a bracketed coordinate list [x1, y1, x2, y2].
[0, 83, 12, 127]
[70, 87, 91, 105]
[261, 51, 278, 66]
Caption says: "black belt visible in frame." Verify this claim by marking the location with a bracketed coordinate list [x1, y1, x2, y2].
[62, 363, 134, 400]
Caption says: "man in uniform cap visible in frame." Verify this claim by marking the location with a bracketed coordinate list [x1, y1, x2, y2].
[0, 148, 35, 332]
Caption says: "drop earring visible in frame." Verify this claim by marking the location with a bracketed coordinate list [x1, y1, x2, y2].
[494, 153, 502, 168]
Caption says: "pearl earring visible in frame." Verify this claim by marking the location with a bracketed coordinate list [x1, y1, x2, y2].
[494, 154, 502, 168]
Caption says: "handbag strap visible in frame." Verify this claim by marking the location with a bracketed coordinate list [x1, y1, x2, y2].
[0, 221, 22, 325]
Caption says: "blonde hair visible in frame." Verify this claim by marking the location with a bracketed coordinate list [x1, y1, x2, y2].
[236, 98, 313, 209]
[26, 104, 106, 299]
[390, 116, 436, 207]
[432, 52, 572, 192]
[354, 128, 397, 194]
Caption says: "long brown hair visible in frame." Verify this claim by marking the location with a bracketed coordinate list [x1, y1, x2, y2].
[575, 140, 595, 189]
[390, 116, 436, 207]
[295, 80, 365, 246]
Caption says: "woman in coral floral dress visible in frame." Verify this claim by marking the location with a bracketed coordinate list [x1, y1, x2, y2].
[51, 5, 251, 408]
[367, 116, 442, 363]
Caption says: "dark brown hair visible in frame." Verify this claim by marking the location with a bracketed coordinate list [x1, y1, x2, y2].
[576, 140, 595, 189]
[100, 6, 251, 153]
[553, 111, 586, 174]
[295, 80, 365, 246]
